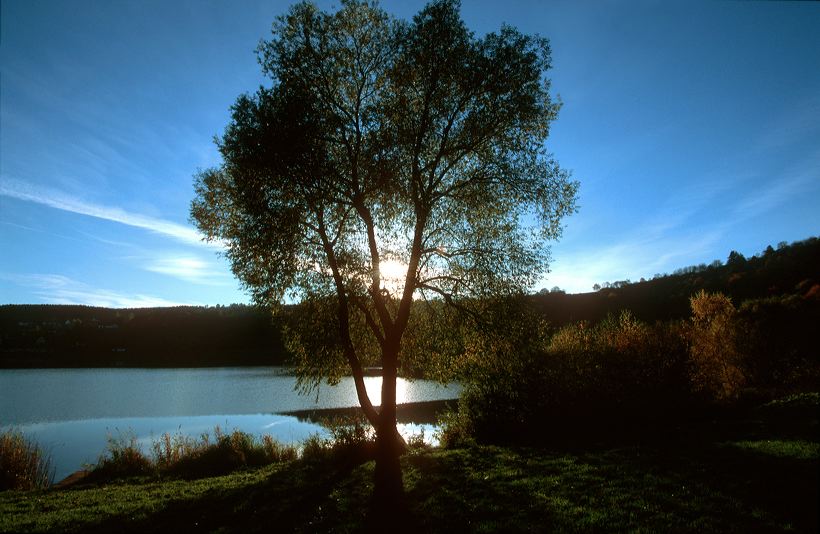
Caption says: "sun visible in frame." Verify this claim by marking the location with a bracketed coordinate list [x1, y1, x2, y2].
[379, 259, 407, 294]
[379, 259, 406, 281]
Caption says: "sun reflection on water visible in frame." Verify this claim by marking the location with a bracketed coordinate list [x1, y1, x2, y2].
[362, 375, 410, 405]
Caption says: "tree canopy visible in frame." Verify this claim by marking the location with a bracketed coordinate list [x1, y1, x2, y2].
[191, 0, 577, 505]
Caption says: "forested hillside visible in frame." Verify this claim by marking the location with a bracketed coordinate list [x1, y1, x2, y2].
[2, 237, 817, 368]
[0, 304, 287, 367]
[531, 236, 820, 324]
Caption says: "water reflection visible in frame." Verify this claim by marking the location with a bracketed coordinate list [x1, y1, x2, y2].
[0, 367, 460, 425]
[14, 414, 440, 482]
[0, 367, 460, 482]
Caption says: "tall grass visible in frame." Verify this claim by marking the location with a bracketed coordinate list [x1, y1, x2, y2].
[0, 429, 54, 490]
[92, 427, 299, 481]
[92, 432, 153, 480]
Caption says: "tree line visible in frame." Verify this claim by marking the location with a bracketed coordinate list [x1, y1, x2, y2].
[0, 304, 287, 367]
[2, 236, 817, 370]
[531, 236, 820, 326]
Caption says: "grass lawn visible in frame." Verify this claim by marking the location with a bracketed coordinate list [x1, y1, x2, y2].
[1, 400, 817, 532]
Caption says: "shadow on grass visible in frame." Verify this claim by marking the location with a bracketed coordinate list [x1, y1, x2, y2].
[55, 439, 817, 533]
[404, 442, 818, 533]
[70, 455, 376, 533]
[13, 398, 817, 533]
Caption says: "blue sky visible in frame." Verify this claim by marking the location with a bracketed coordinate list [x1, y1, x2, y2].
[1, 0, 819, 306]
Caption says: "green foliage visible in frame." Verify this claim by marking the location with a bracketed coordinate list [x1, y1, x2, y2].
[299, 434, 333, 464]
[435, 404, 476, 449]
[405, 429, 432, 453]
[284, 298, 350, 394]
[325, 415, 375, 448]
[399, 299, 468, 381]
[262, 435, 300, 463]
[0, 430, 53, 491]
[190, 0, 578, 450]
[169, 428, 273, 477]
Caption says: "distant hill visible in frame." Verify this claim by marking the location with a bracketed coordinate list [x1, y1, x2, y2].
[2, 236, 818, 368]
[531, 236, 820, 326]
[0, 304, 288, 368]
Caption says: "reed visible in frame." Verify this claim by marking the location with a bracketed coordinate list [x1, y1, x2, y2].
[0, 429, 54, 490]
[92, 427, 299, 480]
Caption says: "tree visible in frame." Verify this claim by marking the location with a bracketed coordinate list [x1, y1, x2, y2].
[689, 290, 744, 400]
[727, 250, 747, 271]
[191, 0, 577, 510]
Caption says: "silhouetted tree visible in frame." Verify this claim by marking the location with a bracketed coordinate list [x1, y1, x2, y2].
[727, 250, 747, 271]
[190, 0, 577, 507]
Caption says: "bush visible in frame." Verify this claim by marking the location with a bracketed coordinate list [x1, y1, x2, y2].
[0, 430, 54, 490]
[91, 427, 299, 481]
[93, 432, 153, 480]
[158, 427, 299, 478]
[436, 405, 475, 449]
[406, 428, 433, 453]
[738, 295, 820, 394]
[262, 434, 299, 463]
[451, 299, 693, 446]
[299, 434, 332, 463]
[152, 431, 203, 471]
[689, 290, 745, 401]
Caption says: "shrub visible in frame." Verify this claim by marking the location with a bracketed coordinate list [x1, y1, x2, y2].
[262, 435, 298, 463]
[737, 295, 820, 394]
[91, 427, 299, 481]
[0, 429, 54, 490]
[93, 432, 153, 480]
[326, 415, 375, 448]
[300, 434, 332, 463]
[450, 299, 692, 446]
[689, 290, 745, 401]
[436, 404, 475, 449]
[322, 415, 377, 464]
[151, 430, 203, 471]
[157, 427, 298, 478]
[406, 430, 432, 453]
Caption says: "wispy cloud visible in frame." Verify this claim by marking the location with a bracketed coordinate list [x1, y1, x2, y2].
[544, 132, 820, 296]
[143, 255, 233, 285]
[0, 178, 221, 249]
[1, 273, 196, 308]
[546, 228, 723, 294]
[730, 157, 820, 222]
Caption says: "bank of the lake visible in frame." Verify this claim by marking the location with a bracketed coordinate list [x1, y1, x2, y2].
[0, 367, 460, 481]
[2, 438, 817, 533]
[3, 392, 818, 532]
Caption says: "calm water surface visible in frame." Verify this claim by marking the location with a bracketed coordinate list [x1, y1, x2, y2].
[0, 367, 460, 481]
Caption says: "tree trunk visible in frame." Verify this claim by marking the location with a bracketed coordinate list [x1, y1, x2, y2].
[371, 358, 405, 512]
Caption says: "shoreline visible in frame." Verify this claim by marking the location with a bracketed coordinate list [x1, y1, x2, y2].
[47, 399, 456, 487]
[282, 398, 457, 426]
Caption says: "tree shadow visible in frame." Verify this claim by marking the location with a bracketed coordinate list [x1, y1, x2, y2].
[71, 455, 374, 533]
[51, 430, 818, 532]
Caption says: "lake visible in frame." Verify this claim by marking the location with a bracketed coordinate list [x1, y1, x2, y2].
[0, 367, 461, 481]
